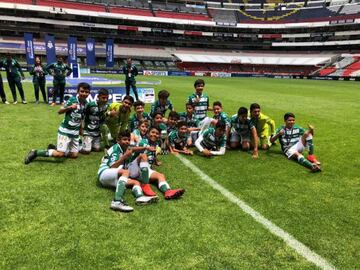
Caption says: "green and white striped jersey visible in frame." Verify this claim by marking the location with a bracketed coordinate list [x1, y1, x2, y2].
[179, 112, 200, 128]
[214, 111, 230, 128]
[131, 129, 146, 146]
[132, 138, 159, 165]
[168, 130, 188, 150]
[150, 100, 174, 117]
[97, 143, 125, 178]
[83, 101, 108, 137]
[230, 114, 255, 136]
[201, 127, 226, 150]
[128, 112, 151, 131]
[188, 93, 209, 121]
[58, 96, 87, 138]
[276, 124, 305, 153]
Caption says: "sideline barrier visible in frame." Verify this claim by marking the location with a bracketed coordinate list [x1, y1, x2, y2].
[47, 86, 155, 104]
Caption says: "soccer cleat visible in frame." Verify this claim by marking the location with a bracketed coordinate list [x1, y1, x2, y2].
[307, 154, 321, 165]
[4, 100, 9, 105]
[24, 150, 37, 164]
[50, 103, 56, 107]
[47, 143, 56, 150]
[311, 164, 322, 173]
[110, 199, 134, 212]
[13, 101, 17, 105]
[164, 188, 185, 200]
[141, 184, 157, 197]
[22, 100, 27, 104]
[135, 195, 158, 205]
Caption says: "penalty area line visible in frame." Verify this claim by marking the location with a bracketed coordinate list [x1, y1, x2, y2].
[176, 155, 336, 270]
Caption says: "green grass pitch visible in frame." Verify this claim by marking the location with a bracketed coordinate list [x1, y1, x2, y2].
[0, 74, 359, 269]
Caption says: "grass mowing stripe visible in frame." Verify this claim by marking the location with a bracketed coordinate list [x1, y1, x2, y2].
[176, 154, 336, 270]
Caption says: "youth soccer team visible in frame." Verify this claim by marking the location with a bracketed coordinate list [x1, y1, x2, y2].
[24, 78, 322, 212]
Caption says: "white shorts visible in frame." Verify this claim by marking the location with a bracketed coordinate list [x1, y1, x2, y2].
[285, 140, 305, 159]
[99, 166, 126, 188]
[82, 136, 101, 152]
[57, 133, 79, 153]
[127, 159, 155, 180]
[230, 131, 250, 144]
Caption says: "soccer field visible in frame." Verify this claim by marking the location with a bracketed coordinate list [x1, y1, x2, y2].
[0, 75, 359, 269]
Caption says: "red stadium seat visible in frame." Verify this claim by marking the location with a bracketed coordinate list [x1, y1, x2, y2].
[110, 7, 153, 17]
[37, 0, 105, 12]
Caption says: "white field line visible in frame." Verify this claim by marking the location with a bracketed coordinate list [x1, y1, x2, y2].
[176, 155, 336, 270]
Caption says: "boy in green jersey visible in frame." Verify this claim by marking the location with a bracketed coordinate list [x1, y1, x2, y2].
[195, 121, 227, 157]
[169, 121, 193, 156]
[130, 119, 149, 146]
[179, 102, 201, 146]
[128, 100, 151, 132]
[104, 95, 134, 144]
[24, 83, 90, 164]
[187, 79, 212, 122]
[250, 103, 276, 150]
[229, 107, 259, 158]
[270, 112, 321, 172]
[130, 126, 185, 199]
[98, 130, 158, 212]
[46, 55, 72, 106]
[150, 89, 174, 119]
[81, 88, 109, 154]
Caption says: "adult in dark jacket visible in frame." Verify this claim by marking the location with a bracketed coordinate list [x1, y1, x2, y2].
[46, 55, 72, 106]
[29, 56, 48, 104]
[122, 58, 139, 101]
[0, 61, 9, 104]
[2, 54, 26, 104]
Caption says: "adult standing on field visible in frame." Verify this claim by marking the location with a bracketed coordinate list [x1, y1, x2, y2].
[122, 58, 139, 101]
[2, 53, 26, 104]
[46, 55, 72, 106]
[30, 56, 48, 104]
[0, 60, 9, 104]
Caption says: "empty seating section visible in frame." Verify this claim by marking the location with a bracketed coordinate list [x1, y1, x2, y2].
[340, 3, 360, 14]
[37, 0, 105, 11]
[335, 56, 356, 68]
[155, 11, 211, 21]
[319, 67, 337, 76]
[2, 0, 33, 4]
[342, 60, 360, 76]
[208, 9, 237, 24]
[110, 7, 153, 16]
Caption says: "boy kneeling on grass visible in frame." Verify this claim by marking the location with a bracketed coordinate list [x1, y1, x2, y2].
[270, 112, 321, 172]
[25, 82, 90, 164]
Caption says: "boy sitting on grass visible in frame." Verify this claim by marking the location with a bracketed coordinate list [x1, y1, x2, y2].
[98, 130, 158, 212]
[24, 82, 90, 164]
[179, 102, 201, 146]
[130, 119, 149, 146]
[270, 112, 321, 172]
[169, 121, 193, 156]
[150, 89, 174, 119]
[130, 126, 185, 199]
[229, 107, 259, 159]
[195, 121, 227, 157]
[128, 100, 151, 132]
